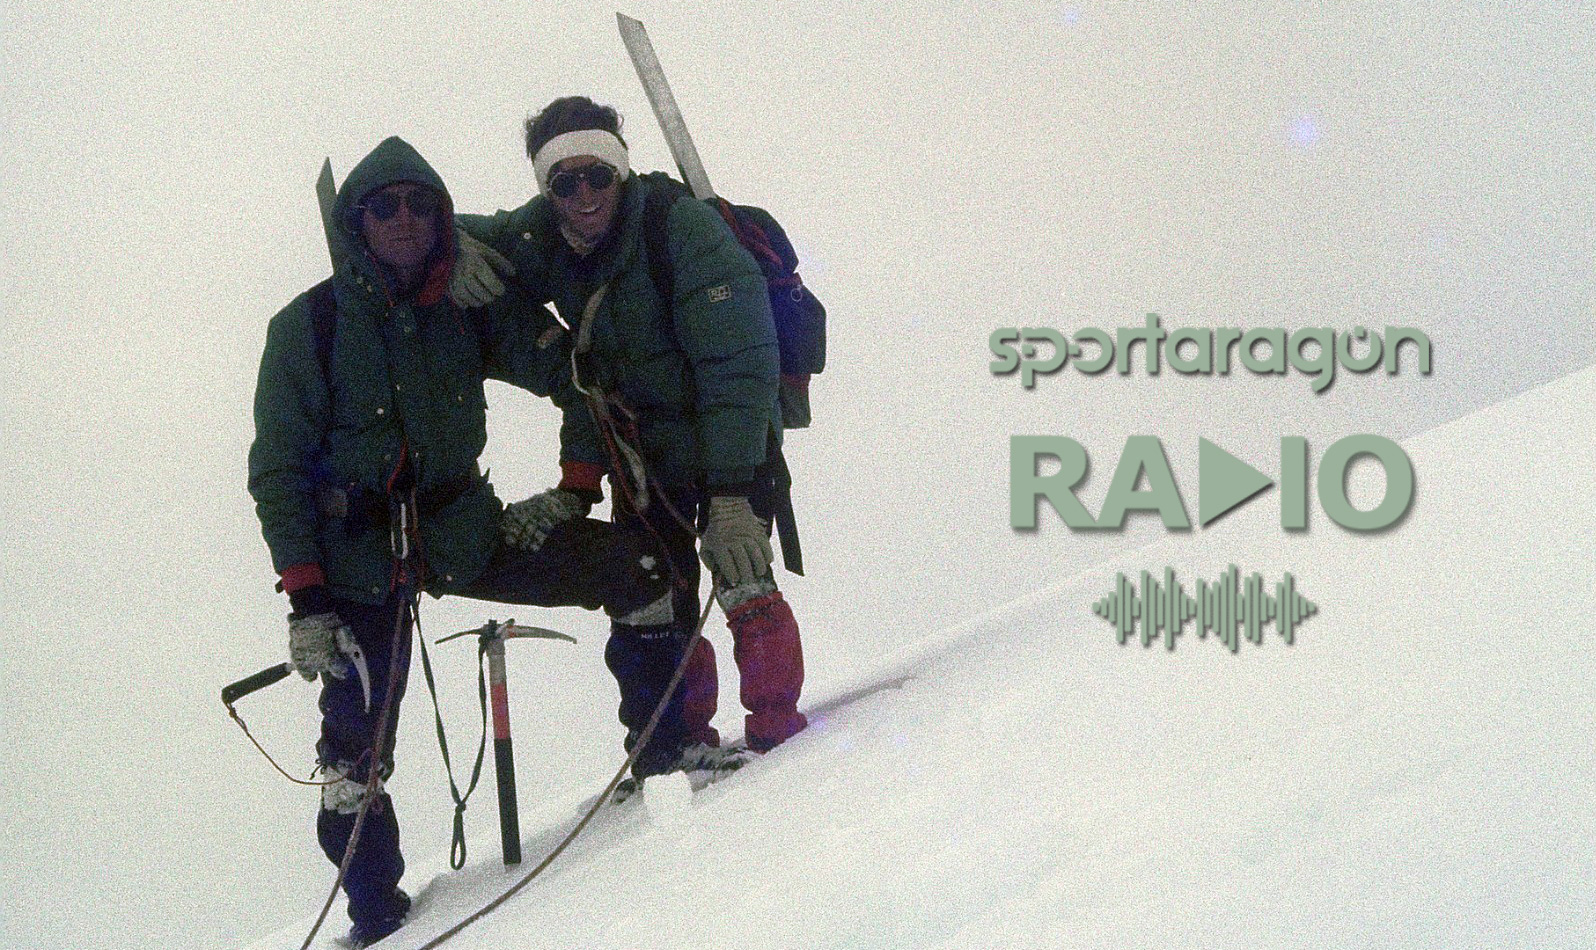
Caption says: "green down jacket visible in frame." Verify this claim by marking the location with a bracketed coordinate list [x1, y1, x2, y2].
[458, 172, 780, 490]
[249, 136, 568, 604]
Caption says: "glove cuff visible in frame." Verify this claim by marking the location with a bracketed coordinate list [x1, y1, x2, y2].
[706, 483, 755, 500]
[709, 494, 757, 513]
[546, 487, 592, 518]
[288, 585, 335, 619]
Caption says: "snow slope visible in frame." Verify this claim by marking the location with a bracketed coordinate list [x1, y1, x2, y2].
[248, 365, 1596, 949]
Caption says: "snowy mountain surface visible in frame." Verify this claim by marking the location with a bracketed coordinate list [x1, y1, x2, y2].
[246, 366, 1595, 949]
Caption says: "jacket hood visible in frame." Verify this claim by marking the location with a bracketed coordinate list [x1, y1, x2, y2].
[331, 136, 456, 298]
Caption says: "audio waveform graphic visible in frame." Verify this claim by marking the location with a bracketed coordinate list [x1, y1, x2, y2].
[1092, 566, 1317, 652]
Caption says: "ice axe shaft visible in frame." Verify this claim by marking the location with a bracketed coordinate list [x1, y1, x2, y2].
[617, 13, 715, 200]
[316, 158, 340, 270]
[485, 634, 520, 865]
[222, 662, 292, 707]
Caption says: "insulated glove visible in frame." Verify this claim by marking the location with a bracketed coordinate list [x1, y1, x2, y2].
[288, 611, 349, 681]
[502, 488, 590, 552]
[699, 496, 774, 588]
[449, 228, 516, 308]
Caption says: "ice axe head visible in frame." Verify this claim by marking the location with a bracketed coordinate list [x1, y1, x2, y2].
[436, 619, 578, 648]
[334, 626, 372, 712]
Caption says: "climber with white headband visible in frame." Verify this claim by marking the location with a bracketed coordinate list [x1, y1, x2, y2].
[451, 96, 811, 788]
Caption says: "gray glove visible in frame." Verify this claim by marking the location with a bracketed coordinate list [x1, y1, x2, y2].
[449, 228, 516, 308]
[288, 611, 349, 681]
[502, 488, 589, 551]
[699, 496, 774, 588]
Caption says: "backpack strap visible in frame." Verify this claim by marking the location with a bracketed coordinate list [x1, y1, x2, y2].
[711, 200, 790, 280]
[307, 276, 337, 386]
[640, 173, 685, 307]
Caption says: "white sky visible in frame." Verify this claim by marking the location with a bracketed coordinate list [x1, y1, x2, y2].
[1, 3, 1592, 948]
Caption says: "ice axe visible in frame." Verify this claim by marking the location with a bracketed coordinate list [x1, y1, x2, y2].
[221, 630, 373, 711]
[437, 619, 577, 865]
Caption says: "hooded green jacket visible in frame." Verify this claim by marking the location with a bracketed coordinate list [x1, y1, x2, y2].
[458, 171, 779, 491]
[249, 136, 568, 604]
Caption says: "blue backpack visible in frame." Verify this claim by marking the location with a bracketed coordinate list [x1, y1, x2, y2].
[637, 171, 826, 429]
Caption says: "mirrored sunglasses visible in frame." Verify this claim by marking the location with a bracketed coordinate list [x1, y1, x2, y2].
[360, 188, 441, 221]
[548, 164, 617, 199]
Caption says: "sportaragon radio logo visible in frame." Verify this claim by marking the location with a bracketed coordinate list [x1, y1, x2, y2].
[990, 314, 1430, 651]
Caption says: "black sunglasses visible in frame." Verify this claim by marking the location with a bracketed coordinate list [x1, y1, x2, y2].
[360, 188, 442, 221]
[548, 164, 617, 199]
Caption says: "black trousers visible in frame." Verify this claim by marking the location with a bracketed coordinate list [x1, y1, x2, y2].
[604, 480, 704, 776]
[454, 516, 669, 616]
[315, 591, 411, 930]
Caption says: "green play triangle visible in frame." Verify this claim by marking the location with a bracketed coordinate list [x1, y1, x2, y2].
[1199, 438, 1275, 526]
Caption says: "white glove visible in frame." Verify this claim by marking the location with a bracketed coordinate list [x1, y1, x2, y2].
[502, 488, 589, 551]
[449, 228, 517, 308]
[288, 611, 349, 681]
[699, 496, 773, 588]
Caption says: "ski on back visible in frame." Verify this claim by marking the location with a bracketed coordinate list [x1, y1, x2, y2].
[617, 13, 715, 200]
[316, 158, 340, 270]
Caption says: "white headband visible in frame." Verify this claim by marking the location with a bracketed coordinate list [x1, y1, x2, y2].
[533, 129, 631, 196]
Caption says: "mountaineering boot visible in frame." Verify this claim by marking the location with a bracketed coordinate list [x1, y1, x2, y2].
[623, 725, 689, 780]
[609, 740, 754, 805]
[345, 888, 411, 948]
[611, 775, 646, 805]
[676, 739, 754, 775]
[678, 739, 756, 790]
[726, 591, 808, 752]
[608, 739, 754, 805]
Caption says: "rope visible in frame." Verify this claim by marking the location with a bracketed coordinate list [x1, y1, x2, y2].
[569, 288, 648, 512]
[382, 440, 487, 870]
[396, 284, 743, 948]
[225, 704, 364, 788]
[299, 484, 422, 950]
[412, 592, 718, 950]
[568, 283, 702, 592]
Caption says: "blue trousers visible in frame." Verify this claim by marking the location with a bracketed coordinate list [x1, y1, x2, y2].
[315, 591, 412, 929]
